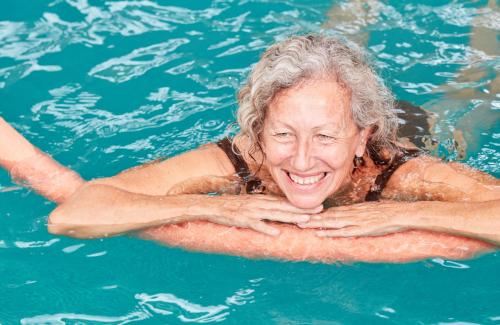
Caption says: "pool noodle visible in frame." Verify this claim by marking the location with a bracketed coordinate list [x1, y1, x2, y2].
[142, 221, 492, 263]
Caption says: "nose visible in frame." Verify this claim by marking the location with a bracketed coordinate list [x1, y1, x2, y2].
[290, 138, 315, 171]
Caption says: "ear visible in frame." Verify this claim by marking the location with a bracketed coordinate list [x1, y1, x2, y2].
[355, 127, 371, 157]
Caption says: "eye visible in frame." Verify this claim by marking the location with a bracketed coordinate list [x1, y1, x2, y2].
[317, 134, 336, 142]
[274, 132, 291, 137]
[272, 131, 294, 142]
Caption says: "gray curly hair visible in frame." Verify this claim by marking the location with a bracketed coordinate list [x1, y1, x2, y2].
[236, 34, 399, 156]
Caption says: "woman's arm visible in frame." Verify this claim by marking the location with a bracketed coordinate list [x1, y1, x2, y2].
[0, 117, 83, 203]
[47, 144, 319, 238]
[48, 185, 315, 238]
[300, 157, 500, 245]
[0, 118, 314, 238]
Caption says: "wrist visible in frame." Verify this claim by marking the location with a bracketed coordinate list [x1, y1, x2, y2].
[392, 201, 431, 230]
[161, 194, 211, 224]
[404, 201, 452, 232]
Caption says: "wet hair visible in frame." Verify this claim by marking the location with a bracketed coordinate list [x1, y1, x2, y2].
[236, 34, 399, 156]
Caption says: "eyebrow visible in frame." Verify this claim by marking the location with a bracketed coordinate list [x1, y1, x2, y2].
[269, 121, 350, 136]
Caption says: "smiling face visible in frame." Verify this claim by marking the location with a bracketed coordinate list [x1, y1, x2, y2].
[261, 79, 369, 209]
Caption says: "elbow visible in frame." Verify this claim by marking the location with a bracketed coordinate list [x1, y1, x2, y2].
[47, 183, 112, 238]
[48, 204, 94, 238]
[47, 206, 74, 236]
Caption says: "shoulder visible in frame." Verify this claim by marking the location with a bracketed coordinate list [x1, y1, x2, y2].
[91, 142, 237, 196]
[383, 155, 499, 201]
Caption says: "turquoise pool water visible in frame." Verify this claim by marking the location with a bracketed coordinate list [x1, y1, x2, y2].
[1, 0, 499, 323]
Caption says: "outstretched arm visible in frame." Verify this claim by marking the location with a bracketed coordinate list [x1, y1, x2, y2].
[0, 117, 83, 203]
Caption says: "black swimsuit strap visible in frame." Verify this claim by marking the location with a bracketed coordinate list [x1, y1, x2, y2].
[365, 148, 422, 201]
[216, 138, 263, 193]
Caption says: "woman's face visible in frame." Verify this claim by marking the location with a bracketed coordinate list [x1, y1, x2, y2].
[261, 79, 369, 209]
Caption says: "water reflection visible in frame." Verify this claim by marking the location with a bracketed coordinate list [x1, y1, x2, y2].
[21, 278, 262, 324]
[89, 39, 189, 83]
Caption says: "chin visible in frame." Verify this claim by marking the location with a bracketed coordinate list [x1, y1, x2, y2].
[286, 194, 326, 209]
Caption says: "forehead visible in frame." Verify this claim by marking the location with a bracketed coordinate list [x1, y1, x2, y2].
[266, 79, 353, 129]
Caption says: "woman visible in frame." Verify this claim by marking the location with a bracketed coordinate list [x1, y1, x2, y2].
[3, 35, 499, 262]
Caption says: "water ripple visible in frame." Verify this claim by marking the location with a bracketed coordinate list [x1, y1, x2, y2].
[135, 278, 261, 322]
[0, 1, 227, 85]
[431, 258, 470, 269]
[89, 38, 189, 83]
[14, 238, 60, 249]
[21, 311, 148, 325]
[137, 293, 229, 322]
[0, 48, 62, 89]
[30, 83, 233, 149]
[432, 2, 500, 30]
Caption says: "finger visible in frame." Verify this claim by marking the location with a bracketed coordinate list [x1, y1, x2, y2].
[326, 202, 379, 212]
[258, 200, 323, 214]
[309, 209, 375, 220]
[249, 221, 280, 236]
[259, 212, 310, 224]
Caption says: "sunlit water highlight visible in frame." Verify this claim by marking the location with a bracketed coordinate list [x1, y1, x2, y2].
[0, 0, 499, 323]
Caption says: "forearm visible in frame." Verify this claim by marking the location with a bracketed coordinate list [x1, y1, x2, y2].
[48, 184, 203, 238]
[0, 117, 37, 164]
[406, 200, 500, 246]
[0, 117, 83, 203]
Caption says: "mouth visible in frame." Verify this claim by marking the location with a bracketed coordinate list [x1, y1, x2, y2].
[286, 171, 328, 186]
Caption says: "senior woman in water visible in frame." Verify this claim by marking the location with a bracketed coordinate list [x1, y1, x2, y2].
[2, 35, 499, 254]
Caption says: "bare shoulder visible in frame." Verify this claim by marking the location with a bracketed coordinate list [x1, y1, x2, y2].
[91, 143, 237, 195]
[383, 155, 500, 202]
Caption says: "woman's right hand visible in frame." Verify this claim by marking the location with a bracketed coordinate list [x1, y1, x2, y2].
[176, 194, 323, 236]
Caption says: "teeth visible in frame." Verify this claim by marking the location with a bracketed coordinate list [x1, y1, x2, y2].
[289, 173, 325, 185]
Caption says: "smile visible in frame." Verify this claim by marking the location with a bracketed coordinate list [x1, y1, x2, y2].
[287, 172, 327, 185]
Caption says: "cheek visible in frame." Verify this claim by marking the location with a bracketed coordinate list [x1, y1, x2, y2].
[263, 142, 291, 165]
[319, 146, 354, 170]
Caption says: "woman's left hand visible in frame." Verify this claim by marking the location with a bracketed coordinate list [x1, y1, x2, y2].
[298, 201, 416, 237]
